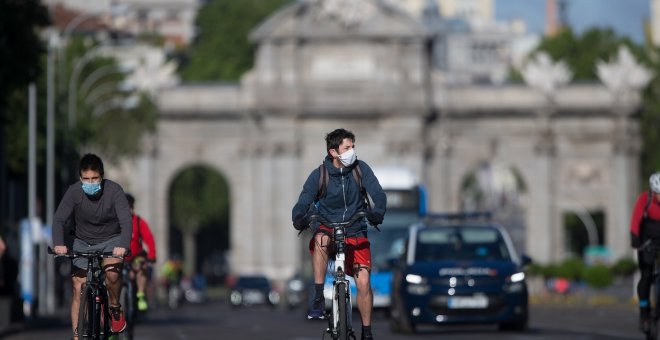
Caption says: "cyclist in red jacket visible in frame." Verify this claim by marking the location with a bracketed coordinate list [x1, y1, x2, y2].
[630, 172, 660, 333]
[125, 194, 157, 311]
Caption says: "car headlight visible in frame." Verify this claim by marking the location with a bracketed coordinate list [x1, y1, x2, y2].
[230, 291, 242, 305]
[268, 291, 280, 304]
[504, 272, 526, 293]
[406, 274, 430, 295]
[510, 272, 525, 283]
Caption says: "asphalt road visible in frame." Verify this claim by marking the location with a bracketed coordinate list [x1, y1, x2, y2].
[4, 300, 641, 340]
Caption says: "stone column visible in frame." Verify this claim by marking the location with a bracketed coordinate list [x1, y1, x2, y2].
[528, 107, 557, 263]
[268, 140, 303, 280]
[233, 141, 262, 274]
[597, 46, 651, 260]
[427, 114, 453, 212]
[521, 52, 571, 263]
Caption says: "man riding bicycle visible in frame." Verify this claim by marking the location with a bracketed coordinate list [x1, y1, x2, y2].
[631, 172, 660, 333]
[125, 193, 157, 312]
[52, 154, 133, 339]
[292, 128, 387, 340]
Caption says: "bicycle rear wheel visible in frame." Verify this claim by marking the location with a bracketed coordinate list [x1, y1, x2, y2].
[337, 282, 349, 340]
[78, 284, 94, 339]
[649, 275, 660, 340]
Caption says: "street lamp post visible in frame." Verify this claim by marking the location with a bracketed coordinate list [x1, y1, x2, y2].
[58, 12, 101, 97]
[85, 81, 135, 105]
[79, 63, 133, 96]
[68, 44, 109, 128]
[44, 28, 59, 316]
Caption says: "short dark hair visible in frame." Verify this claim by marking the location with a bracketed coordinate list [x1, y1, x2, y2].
[325, 128, 355, 154]
[125, 193, 135, 209]
[79, 153, 104, 177]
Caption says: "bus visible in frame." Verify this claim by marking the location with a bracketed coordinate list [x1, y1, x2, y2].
[324, 166, 426, 309]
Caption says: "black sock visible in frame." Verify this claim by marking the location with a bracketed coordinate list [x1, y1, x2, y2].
[362, 325, 371, 335]
[314, 283, 324, 300]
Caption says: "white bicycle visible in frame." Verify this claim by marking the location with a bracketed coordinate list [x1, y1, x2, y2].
[306, 211, 367, 340]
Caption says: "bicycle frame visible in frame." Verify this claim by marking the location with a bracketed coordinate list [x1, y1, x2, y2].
[84, 254, 110, 339]
[308, 211, 366, 340]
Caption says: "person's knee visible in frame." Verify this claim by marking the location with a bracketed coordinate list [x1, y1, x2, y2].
[354, 267, 371, 291]
[104, 264, 122, 284]
[72, 277, 85, 296]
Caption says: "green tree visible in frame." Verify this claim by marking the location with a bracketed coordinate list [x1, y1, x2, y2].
[0, 0, 50, 163]
[179, 0, 291, 81]
[534, 28, 639, 81]
[0, 0, 50, 108]
[0, 0, 50, 225]
[170, 166, 229, 275]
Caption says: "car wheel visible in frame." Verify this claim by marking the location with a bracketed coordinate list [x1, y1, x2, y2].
[498, 312, 528, 331]
[389, 303, 416, 334]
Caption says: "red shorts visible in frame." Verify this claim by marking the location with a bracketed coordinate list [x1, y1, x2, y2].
[309, 225, 371, 277]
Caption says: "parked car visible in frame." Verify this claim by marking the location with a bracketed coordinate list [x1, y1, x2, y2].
[390, 213, 531, 333]
[229, 275, 280, 307]
[284, 272, 309, 310]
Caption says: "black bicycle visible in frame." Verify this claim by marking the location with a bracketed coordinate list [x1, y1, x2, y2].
[117, 263, 136, 340]
[304, 211, 367, 340]
[641, 239, 660, 340]
[50, 248, 127, 340]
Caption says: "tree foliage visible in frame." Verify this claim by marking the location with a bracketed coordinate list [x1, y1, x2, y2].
[169, 166, 229, 272]
[0, 0, 50, 176]
[0, 0, 50, 107]
[170, 166, 229, 233]
[534, 27, 640, 81]
[179, 0, 291, 81]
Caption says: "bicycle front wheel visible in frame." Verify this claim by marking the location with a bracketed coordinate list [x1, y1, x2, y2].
[337, 282, 349, 340]
[77, 284, 94, 339]
[117, 282, 135, 340]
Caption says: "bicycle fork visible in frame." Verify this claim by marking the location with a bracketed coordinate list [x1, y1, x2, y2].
[331, 281, 353, 329]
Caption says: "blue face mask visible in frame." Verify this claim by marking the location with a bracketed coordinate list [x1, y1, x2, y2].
[81, 182, 102, 196]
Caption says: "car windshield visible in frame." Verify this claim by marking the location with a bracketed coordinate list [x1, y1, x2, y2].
[415, 226, 511, 262]
[236, 276, 270, 289]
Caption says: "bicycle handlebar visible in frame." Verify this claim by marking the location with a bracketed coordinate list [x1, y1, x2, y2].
[48, 247, 130, 259]
[306, 211, 367, 228]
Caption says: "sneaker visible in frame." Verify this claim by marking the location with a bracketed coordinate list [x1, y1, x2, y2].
[109, 305, 127, 333]
[307, 297, 326, 320]
[137, 293, 149, 311]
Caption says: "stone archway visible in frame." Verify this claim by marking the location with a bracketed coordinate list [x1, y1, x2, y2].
[459, 161, 528, 253]
[107, 0, 645, 277]
[167, 164, 230, 278]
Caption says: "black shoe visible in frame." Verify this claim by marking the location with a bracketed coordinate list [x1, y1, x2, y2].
[307, 297, 325, 320]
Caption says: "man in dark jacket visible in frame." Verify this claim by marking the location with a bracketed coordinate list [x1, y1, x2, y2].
[52, 154, 132, 339]
[292, 128, 386, 340]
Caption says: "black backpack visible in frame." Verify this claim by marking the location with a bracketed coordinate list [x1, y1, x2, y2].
[315, 161, 371, 210]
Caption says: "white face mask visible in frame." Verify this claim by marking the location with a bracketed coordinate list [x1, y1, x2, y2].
[338, 148, 357, 167]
